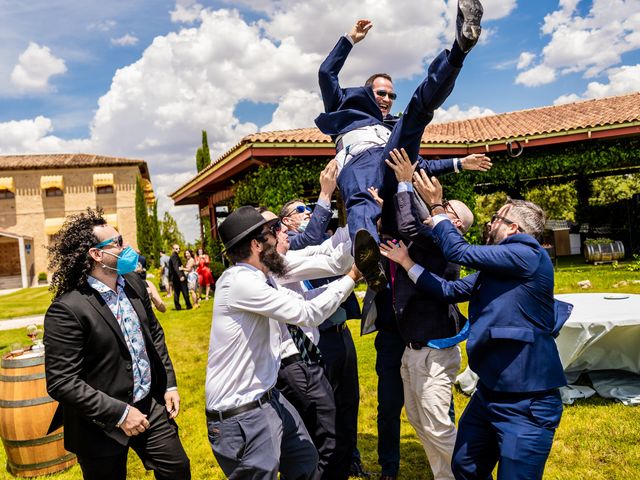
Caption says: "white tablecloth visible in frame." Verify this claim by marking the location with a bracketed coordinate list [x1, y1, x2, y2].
[455, 293, 640, 405]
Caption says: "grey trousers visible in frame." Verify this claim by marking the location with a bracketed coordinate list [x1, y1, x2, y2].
[207, 389, 318, 479]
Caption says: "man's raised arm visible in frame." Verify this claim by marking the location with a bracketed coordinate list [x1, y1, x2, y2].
[318, 19, 372, 113]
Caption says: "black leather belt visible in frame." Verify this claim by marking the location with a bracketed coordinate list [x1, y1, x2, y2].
[407, 341, 427, 350]
[281, 353, 303, 368]
[206, 389, 273, 421]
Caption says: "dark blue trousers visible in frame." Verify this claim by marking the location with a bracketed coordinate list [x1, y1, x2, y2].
[452, 384, 563, 480]
[374, 329, 406, 477]
[337, 49, 461, 244]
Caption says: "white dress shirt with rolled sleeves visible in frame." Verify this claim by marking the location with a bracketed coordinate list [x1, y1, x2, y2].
[205, 262, 355, 411]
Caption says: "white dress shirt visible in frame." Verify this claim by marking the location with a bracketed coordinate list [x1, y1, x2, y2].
[205, 263, 355, 411]
[276, 232, 354, 359]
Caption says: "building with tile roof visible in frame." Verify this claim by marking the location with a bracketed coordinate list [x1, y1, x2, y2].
[0, 154, 154, 288]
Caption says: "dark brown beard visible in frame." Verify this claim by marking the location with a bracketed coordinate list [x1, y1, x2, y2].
[260, 242, 289, 277]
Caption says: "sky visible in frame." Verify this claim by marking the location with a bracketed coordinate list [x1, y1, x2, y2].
[1, 0, 639, 241]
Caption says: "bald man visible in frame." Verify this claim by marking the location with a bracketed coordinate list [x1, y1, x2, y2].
[375, 148, 474, 479]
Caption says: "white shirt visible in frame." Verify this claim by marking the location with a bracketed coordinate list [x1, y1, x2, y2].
[205, 262, 355, 411]
[276, 229, 354, 359]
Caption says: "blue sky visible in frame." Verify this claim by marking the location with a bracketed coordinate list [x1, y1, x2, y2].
[1, 0, 639, 239]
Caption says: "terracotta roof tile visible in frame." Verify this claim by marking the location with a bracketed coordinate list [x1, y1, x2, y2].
[0, 153, 147, 171]
[213, 92, 640, 157]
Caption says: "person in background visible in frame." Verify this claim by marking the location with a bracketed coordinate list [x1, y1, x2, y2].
[169, 244, 191, 310]
[159, 249, 172, 298]
[183, 249, 200, 309]
[196, 247, 214, 300]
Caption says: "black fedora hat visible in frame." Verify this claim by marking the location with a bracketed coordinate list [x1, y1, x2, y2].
[219, 206, 269, 251]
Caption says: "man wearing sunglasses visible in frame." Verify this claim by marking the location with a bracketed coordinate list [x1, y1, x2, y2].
[281, 160, 338, 251]
[382, 173, 567, 480]
[44, 209, 190, 480]
[315, 1, 490, 292]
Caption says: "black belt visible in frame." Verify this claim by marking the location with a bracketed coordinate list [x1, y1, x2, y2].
[324, 322, 347, 333]
[407, 341, 427, 350]
[281, 354, 303, 368]
[206, 389, 273, 421]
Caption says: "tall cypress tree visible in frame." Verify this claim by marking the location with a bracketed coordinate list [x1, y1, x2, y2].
[201, 130, 211, 168]
[135, 176, 152, 259]
[150, 201, 162, 266]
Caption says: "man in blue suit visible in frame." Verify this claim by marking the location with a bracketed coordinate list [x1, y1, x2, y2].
[380, 173, 566, 480]
[315, 0, 490, 291]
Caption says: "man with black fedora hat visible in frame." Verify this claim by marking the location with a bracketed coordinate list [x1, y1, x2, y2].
[205, 206, 360, 479]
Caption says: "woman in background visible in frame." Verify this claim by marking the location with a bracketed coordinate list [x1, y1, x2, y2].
[196, 247, 214, 300]
[183, 249, 200, 309]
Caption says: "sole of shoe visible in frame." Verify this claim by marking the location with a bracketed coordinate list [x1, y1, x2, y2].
[354, 230, 387, 292]
[459, 0, 483, 41]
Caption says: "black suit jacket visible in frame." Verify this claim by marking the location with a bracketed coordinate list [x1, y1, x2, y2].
[394, 190, 461, 343]
[169, 252, 184, 283]
[44, 272, 177, 457]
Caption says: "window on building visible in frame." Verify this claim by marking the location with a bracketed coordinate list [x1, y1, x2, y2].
[45, 188, 64, 197]
[0, 189, 15, 199]
[97, 185, 115, 194]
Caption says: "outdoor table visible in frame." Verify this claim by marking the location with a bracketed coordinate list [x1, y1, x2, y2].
[554, 293, 640, 405]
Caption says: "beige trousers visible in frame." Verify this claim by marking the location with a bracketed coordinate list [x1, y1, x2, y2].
[401, 346, 461, 480]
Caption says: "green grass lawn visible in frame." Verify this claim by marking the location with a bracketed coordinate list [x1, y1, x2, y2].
[0, 286, 53, 319]
[0, 264, 639, 479]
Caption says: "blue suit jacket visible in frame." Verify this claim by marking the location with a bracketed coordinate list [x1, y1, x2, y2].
[415, 221, 566, 393]
[315, 35, 455, 178]
[286, 203, 332, 251]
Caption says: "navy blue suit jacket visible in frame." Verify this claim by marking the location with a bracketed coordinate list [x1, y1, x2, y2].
[286, 203, 332, 251]
[415, 221, 566, 393]
[314, 35, 455, 177]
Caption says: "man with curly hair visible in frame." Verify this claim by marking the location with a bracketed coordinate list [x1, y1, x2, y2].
[44, 209, 190, 480]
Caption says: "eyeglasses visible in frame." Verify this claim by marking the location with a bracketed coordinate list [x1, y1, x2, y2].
[94, 235, 123, 249]
[255, 220, 283, 243]
[490, 214, 524, 232]
[375, 89, 397, 100]
[284, 205, 311, 217]
[268, 220, 283, 236]
[443, 201, 460, 221]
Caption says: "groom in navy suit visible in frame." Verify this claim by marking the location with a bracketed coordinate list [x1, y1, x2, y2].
[315, 0, 490, 291]
[381, 172, 568, 480]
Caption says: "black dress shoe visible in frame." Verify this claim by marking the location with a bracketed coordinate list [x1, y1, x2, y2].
[456, 0, 484, 52]
[354, 229, 387, 293]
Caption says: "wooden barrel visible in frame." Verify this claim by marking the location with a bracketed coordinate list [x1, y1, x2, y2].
[584, 241, 625, 263]
[0, 350, 76, 477]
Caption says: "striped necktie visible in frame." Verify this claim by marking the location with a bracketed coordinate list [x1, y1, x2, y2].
[267, 277, 324, 367]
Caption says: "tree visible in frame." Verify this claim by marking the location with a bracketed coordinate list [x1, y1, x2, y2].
[161, 211, 185, 251]
[196, 130, 212, 173]
[135, 176, 153, 260]
[150, 201, 162, 266]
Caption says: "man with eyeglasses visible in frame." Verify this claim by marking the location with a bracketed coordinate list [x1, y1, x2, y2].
[44, 209, 190, 480]
[315, 1, 490, 292]
[382, 173, 567, 480]
[205, 206, 360, 479]
[280, 160, 338, 251]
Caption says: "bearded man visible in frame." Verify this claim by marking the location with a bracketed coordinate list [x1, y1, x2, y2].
[204, 206, 360, 479]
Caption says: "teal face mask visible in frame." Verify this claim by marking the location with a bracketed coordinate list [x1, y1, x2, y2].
[101, 246, 140, 275]
[298, 220, 310, 232]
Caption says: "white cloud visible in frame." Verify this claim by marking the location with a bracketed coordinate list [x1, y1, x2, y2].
[554, 64, 640, 104]
[88, 19, 117, 32]
[432, 104, 496, 124]
[480, 0, 519, 21]
[517, 51, 535, 69]
[0, 116, 90, 154]
[111, 34, 139, 47]
[261, 90, 324, 132]
[517, 0, 640, 86]
[170, 0, 204, 23]
[10, 43, 67, 93]
[515, 64, 556, 86]
[0, 1, 518, 240]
